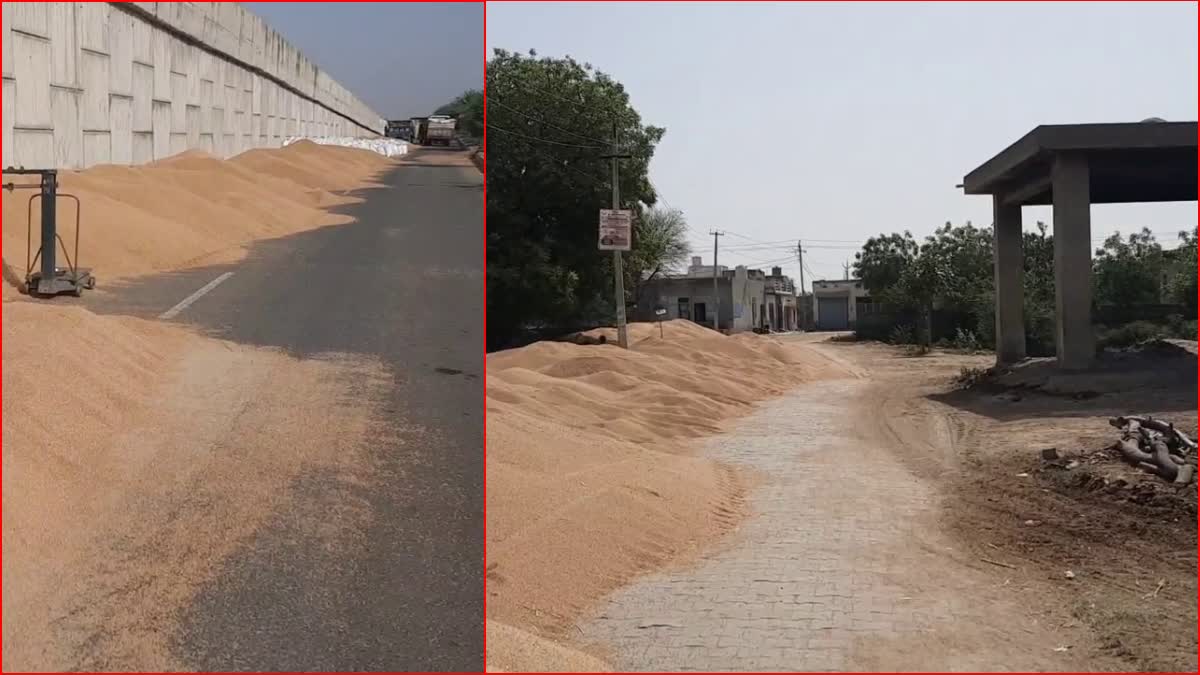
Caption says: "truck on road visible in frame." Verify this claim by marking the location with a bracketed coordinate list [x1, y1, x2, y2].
[411, 115, 457, 147]
[386, 120, 412, 140]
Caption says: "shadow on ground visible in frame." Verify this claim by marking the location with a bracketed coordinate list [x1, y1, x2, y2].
[72, 154, 485, 671]
[929, 349, 1197, 423]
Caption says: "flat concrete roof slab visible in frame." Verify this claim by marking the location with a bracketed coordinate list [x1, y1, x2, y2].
[963, 121, 1197, 205]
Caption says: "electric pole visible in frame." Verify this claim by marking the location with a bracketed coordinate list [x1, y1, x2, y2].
[603, 121, 633, 349]
[797, 240, 806, 330]
[710, 230, 724, 331]
[843, 260, 851, 280]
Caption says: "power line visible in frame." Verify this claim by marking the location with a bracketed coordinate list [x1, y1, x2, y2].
[732, 252, 799, 268]
[528, 145, 603, 184]
[724, 230, 770, 244]
[647, 177, 679, 216]
[718, 242, 801, 252]
[487, 124, 606, 150]
[504, 80, 622, 116]
[489, 98, 610, 146]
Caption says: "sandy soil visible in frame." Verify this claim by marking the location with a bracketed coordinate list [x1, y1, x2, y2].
[818, 339, 1198, 672]
[485, 321, 853, 670]
[2, 143, 399, 670]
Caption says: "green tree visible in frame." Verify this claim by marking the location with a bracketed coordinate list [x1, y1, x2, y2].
[626, 207, 691, 308]
[1165, 228, 1198, 311]
[1019, 222, 1057, 355]
[486, 49, 665, 349]
[853, 232, 919, 296]
[918, 221, 993, 311]
[1093, 228, 1164, 306]
[435, 89, 483, 139]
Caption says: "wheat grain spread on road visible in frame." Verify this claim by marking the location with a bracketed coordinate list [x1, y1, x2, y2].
[484, 321, 853, 671]
[2, 143, 483, 671]
[487, 327, 1197, 673]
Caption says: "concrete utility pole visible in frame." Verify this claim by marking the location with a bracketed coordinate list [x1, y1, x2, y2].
[710, 230, 724, 331]
[605, 121, 632, 349]
[797, 240, 806, 330]
[843, 260, 851, 280]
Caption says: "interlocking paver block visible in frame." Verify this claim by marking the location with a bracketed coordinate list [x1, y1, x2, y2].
[580, 378, 1027, 671]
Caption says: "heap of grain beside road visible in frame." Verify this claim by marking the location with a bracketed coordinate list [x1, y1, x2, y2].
[2, 2, 385, 170]
[484, 321, 853, 671]
[1, 142, 398, 670]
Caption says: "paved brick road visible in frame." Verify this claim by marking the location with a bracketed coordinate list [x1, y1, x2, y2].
[582, 369, 1087, 672]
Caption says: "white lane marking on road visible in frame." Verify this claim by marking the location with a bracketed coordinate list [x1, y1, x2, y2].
[158, 272, 234, 320]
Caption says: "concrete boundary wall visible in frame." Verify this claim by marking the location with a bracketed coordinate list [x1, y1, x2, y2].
[2, 2, 386, 170]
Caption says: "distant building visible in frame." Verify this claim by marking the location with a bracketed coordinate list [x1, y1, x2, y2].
[684, 255, 728, 278]
[638, 259, 765, 333]
[811, 279, 881, 330]
[764, 266, 799, 332]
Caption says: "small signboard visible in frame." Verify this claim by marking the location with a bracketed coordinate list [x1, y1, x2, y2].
[598, 209, 632, 251]
[654, 308, 667, 316]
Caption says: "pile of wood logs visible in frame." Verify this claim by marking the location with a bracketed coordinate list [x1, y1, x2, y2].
[1110, 415, 1198, 485]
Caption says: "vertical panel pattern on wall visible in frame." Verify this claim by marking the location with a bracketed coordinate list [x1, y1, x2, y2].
[4, 2, 386, 169]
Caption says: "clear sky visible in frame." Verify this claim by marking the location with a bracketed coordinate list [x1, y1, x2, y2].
[244, 2, 483, 120]
[486, 1, 1198, 285]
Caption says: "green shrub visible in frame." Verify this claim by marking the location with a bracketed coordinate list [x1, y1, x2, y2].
[853, 313, 898, 342]
[952, 327, 981, 352]
[1096, 320, 1164, 350]
[956, 365, 989, 388]
[1024, 304, 1057, 357]
[1165, 314, 1197, 340]
[889, 324, 916, 345]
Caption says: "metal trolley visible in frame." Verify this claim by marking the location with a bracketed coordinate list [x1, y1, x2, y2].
[2, 167, 95, 297]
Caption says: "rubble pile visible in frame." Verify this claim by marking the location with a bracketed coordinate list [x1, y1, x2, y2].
[1109, 415, 1198, 484]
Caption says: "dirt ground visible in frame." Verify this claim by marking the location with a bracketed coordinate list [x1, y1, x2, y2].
[820, 337, 1198, 672]
[492, 329, 1196, 672]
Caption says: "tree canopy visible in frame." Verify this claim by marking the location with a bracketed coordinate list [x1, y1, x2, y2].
[486, 48, 668, 349]
[627, 207, 691, 307]
[1093, 228, 1165, 307]
[1165, 228, 1198, 312]
[851, 219, 1193, 353]
[853, 232, 918, 297]
[434, 89, 483, 139]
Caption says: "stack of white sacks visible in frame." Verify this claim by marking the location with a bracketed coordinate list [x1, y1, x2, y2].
[283, 136, 410, 158]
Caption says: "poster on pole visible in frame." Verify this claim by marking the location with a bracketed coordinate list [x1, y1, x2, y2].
[598, 209, 632, 251]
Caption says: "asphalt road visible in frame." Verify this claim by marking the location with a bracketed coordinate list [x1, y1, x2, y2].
[89, 149, 483, 671]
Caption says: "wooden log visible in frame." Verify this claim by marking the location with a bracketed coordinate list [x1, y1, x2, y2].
[1175, 464, 1195, 485]
[1116, 438, 1153, 464]
[1150, 439, 1180, 482]
[1138, 461, 1163, 476]
[1115, 416, 1197, 451]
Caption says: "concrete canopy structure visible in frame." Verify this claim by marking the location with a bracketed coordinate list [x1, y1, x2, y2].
[964, 121, 1198, 369]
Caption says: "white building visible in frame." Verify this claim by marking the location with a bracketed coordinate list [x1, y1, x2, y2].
[811, 279, 876, 330]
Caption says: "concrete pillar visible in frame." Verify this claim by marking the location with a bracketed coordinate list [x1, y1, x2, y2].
[1051, 153, 1094, 369]
[992, 196, 1025, 363]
